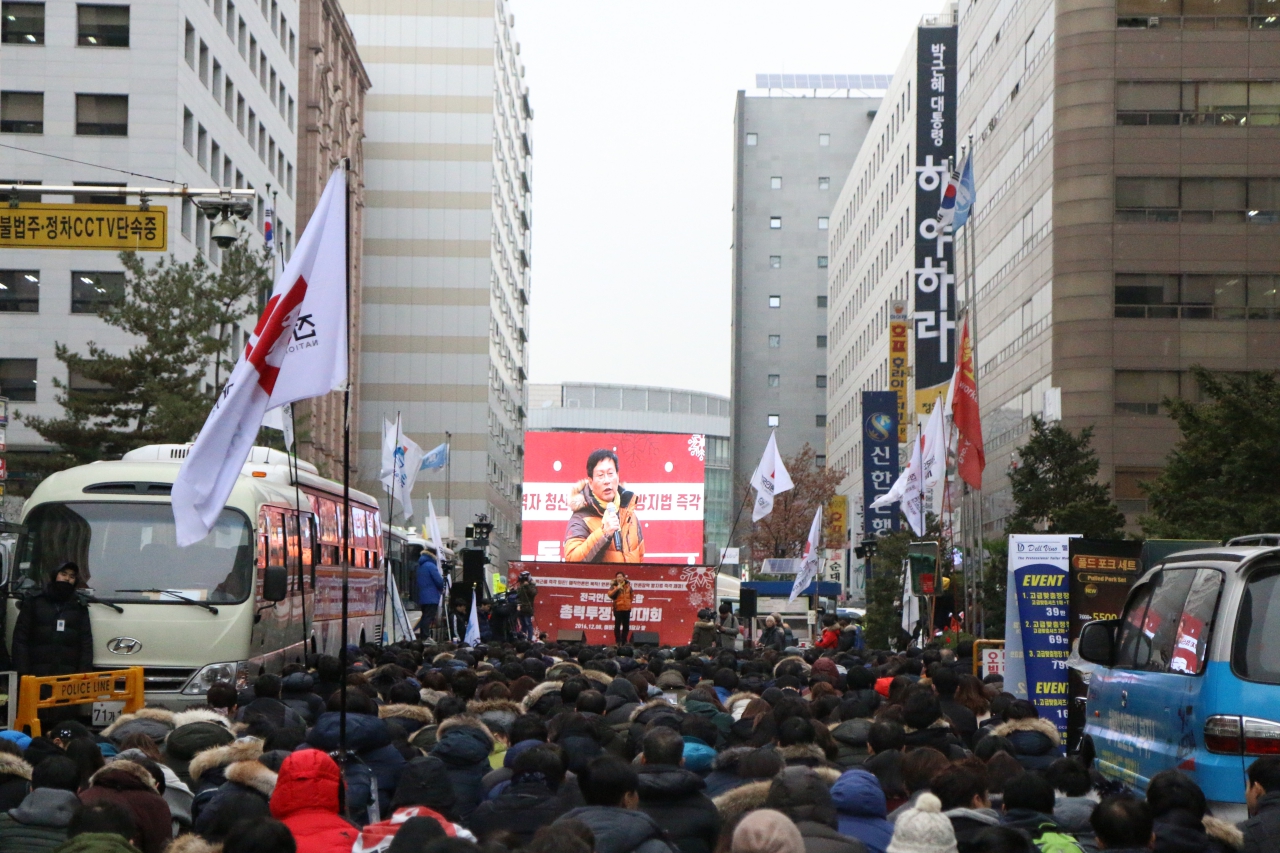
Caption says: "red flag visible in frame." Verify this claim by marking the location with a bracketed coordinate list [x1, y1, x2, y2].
[953, 318, 985, 489]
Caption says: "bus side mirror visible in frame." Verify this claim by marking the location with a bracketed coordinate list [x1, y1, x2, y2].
[1079, 620, 1119, 666]
[263, 565, 288, 602]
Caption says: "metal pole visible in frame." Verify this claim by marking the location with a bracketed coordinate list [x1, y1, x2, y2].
[337, 158, 351, 817]
[445, 430, 452, 520]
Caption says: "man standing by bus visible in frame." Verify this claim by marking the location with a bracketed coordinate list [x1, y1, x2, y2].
[415, 547, 446, 640]
[515, 571, 538, 640]
[11, 562, 93, 677]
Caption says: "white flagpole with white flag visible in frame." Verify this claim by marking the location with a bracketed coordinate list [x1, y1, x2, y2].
[789, 506, 824, 603]
[920, 392, 949, 513]
[750, 431, 795, 522]
[173, 168, 348, 546]
[427, 495, 446, 559]
[464, 587, 481, 646]
[871, 432, 926, 536]
[380, 414, 425, 519]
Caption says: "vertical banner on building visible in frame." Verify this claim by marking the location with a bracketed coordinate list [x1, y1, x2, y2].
[1006, 535, 1073, 733]
[913, 24, 958, 416]
[888, 301, 910, 442]
[861, 391, 900, 536]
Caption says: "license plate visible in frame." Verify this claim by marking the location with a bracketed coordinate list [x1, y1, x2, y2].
[91, 701, 125, 727]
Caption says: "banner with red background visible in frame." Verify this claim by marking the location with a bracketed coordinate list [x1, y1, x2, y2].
[510, 561, 718, 646]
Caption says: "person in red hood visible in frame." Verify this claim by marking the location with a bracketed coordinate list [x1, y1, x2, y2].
[815, 615, 840, 650]
[269, 749, 359, 853]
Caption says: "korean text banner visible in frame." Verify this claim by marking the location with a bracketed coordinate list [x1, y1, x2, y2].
[861, 391, 900, 536]
[510, 561, 717, 646]
[521, 431, 706, 564]
[1068, 539, 1142, 642]
[1006, 535, 1073, 733]
[889, 301, 910, 442]
[913, 24, 958, 415]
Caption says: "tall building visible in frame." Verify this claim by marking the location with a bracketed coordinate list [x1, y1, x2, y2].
[730, 79, 883, 525]
[1, 0, 299, 482]
[342, 0, 531, 566]
[957, 0, 1280, 532]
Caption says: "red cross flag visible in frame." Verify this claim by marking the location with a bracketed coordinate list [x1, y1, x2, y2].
[173, 168, 348, 546]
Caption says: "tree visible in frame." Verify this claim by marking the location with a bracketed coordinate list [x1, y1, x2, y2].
[18, 242, 270, 476]
[863, 530, 910, 651]
[1142, 368, 1280, 540]
[1006, 416, 1125, 538]
[978, 537, 1007, 639]
[739, 444, 846, 564]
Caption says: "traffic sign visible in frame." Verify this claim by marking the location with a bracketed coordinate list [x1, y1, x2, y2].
[0, 204, 166, 251]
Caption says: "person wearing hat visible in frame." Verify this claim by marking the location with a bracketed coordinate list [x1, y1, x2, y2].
[516, 571, 539, 641]
[887, 792, 958, 853]
[11, 562, 93, 679]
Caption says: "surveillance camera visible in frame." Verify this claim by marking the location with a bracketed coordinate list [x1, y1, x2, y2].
[211, 216, 239, 249]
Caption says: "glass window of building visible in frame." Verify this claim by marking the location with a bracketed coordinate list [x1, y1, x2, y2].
[0, 91, 42, 133]
[816, 335, 828, 348]
[819, 133, 830, 146]
[768, 374, 779, 387]
[77, 4, 129, 46]
[76, 93, 128, 135]
[770, 176, 782, 189]
[0, 358, 37, 401]
[768, 295, 781, 308]
[746, 132, 757, 146]
[767, 414, 780, 427]
[72, 271, 125, 313]
[818, 217, 829, 230]
[818, 256, 828, 268]
[0, 270, 39, 312]
[770, 216, 782, 229]
[770, 255, 782, 268]
[2, 2, 44, 43]
[768, 335, 781, 348]
[819, 176, 830, 190]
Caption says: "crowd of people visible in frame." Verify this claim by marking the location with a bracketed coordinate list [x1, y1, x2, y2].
[1, 633, 1278, 853]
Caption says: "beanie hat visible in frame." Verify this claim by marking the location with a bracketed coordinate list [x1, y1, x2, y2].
[887, 793, 958, 853]
[732, 808, 805, 853]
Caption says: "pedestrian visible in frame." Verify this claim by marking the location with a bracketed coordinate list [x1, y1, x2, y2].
[887, 792, 958, 853]
[1089, 795, 1154, 853]
[304, 690, 406, 822]
[467, 743, 574, 845]
[691, 610, 717, 651]
[759, 617, 787, 652]
[931, 668, 978, 745]
[0, 754, 80, 851]
[608, 572, 634, 645]
[77, 759, 172, 853]
[62, 801, 144, 853]
[269, 749, 360, 853]
[235, 674, 309, 732]
[11, 562, 93, 679]
[635, 728, 720, 853]
[1145, 769, 1240, 853]
[998, 772, 1082, 853]
[429, 715, 497, 821]
[415, 547, 446, 640]
[815, 616, 840, 651]
[0, 739, 32, 810]
[830, 769, 894, 853]
[716, 604, 741, 650]
[1242, 755, 1280, 853]
[732, 809, 806, 853]
[986, 701, 1062, 771]
[763, 766, 867, 853]
[552, 756, 678, 853]
[516, 571, 539, 640]
[932, 763, 1000, 853]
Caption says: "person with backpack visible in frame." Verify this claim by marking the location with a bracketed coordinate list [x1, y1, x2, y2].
[999, 772, 1083, 853]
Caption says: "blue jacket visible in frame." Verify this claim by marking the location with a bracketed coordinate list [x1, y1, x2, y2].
[305, 711, 406, 819]
[416, 553, 445, 605]
[831, 768, 894, 853]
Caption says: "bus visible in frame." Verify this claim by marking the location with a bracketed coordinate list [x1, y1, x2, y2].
[4, 444, 385, 709]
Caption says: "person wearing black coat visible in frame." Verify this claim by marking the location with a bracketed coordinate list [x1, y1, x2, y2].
[304, 692, 407, 819]
[429, 715, 497, 820]
[1243, 756, 1280, 853]
[279, 671, 326, 726]
[11, 562, 93, 677]
[467, 744, 576, 844]
[635, 728, 720, 853]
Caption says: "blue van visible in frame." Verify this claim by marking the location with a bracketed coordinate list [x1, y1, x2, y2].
[1078, 542, 1280, 823]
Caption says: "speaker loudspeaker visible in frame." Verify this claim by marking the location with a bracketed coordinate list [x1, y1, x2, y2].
[631, 631, 660, 646]
[739, 588, 758, 619]
[557, 629, 586, 643]
[461, 549, 486, 584]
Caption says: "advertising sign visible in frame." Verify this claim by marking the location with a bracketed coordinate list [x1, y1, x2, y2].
[0, 397, 7, 426]
[860, 391, 899, 536]
[0, 204, 167, 251]
[521, 431, 706, 564]
[1068, 539, 1142, 641]
[913, 24, 958, 415]
[1007, 534, 1073, 733]
[509, 561, 716, 646]
[827, 496, 848, 544]
[889, 301, 910, 441]
[979, 645, 1006, 679]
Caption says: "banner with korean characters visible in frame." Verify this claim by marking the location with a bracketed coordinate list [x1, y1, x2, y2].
[1006, 534, 1075, 733]
[860, 391, 900, 536]
[0, 204, 166, 251]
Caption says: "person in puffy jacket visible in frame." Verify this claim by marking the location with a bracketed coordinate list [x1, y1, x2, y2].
[467, 744, 575, 844]
[11, 562, 93, 678]
[429, 716, 496, 820]
[830, 769, 893, 853]
[815, 615, 840, 651]
[986, 700, 1063, 771]
[635, 728, 719, 853]
[269, 749, 359, 853]
[415, 550, 445, 639]
[758, 617, 787, 653]
[690, 611, 718, 651]
[764, 766, 867, 853]
[77, 759, 171, 853]
[279, 671, 326, 727]
[0, 745, 32, 810]
[304, 691, 406, 821]
[0, 754, 79, 852]
[553, 756, 678, 853]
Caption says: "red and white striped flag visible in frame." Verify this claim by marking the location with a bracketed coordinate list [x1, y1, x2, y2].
[173, 168, 348, 545]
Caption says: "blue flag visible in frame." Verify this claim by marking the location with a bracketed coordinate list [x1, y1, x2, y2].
[420, 442, 448, 470]
[953, 152, 975, 230]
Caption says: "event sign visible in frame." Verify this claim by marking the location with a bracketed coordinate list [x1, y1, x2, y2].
[888, 301, 909, 442]
[860, 391, 900, 536]
[1068, 539, 1142, 641]
[1006, 534, 1073, 732]
[521, 431, 705, 564]
[509, 561, 717, 646]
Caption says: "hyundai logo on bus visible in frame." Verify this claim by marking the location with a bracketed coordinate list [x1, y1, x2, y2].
[107, 637, 142, 655]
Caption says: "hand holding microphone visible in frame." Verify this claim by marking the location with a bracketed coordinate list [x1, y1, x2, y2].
[602, 505, 622, 550]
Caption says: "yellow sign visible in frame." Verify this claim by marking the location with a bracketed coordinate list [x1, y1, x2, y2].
[15, 667, 145, 737]
[491, 572, 507, 594]
[0, 203, 166, 251]
[826, 495, 848, 543]
[889, 301, 909, 442]
[53, 675, 116, 702]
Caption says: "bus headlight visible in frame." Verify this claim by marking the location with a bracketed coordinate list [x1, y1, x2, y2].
[182, 661, 246, 695]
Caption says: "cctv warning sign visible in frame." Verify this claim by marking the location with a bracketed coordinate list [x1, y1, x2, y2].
[0, 204, 166, 251]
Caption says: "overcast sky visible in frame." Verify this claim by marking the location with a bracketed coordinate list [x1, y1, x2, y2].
[516, 1, 946, 398]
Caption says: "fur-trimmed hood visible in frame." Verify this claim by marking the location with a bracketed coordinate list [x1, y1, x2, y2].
[420, 688, 450, 709]
[1203, 815, 1244, 849]
[89, 758, 158, 791]
[777, 744, 828, 765]
[725, 692, 758, 720]
[773, 656, 812, 677]
[521, 680, 563, 711]
[380, 703, 436, 725]
[710, 746, 756, 773]
[467, 699, 523, 718]
[434, 714, 495, 746]
[101, 706, 176, 739]
[989, 716, 1062, 746]
[166, 833, 222, 853]
[630, 697, 680, 723]
[0, 751, 32, 780]
[713, 765, 840, 824]
[172, 708, 235, 732]
[546, 661, 583, 681]
[188, 738, 264, 785]
[223, 759, 278, 797]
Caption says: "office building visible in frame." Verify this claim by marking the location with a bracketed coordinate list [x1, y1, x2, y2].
[730, 78, 883, 525]
[342, 0, 531, 566]
[1, 0, 299, 482]
[957, 0, 1280, 532]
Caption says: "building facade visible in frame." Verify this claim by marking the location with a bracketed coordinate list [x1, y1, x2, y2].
[730, 82, 882, 525]
[341, 0, 530, 566]
[1, 0, 298, 480]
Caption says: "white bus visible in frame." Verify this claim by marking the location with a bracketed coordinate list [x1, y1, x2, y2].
[4, 444, 386, 708]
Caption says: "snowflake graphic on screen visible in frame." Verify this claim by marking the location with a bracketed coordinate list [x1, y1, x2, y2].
[688, 434, 706, 461]
[683, 565, 717, 609]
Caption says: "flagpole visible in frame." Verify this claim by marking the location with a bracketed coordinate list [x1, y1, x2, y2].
[445, 430, 452, 520]
[383, 413, 399, 644]
[337, 158, 351, 817]
[289, 405, 309, 658]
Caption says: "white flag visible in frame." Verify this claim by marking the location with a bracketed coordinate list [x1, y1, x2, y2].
[750, 431, 795, 522]
[427, 495, 446, 560]
[380, 415, 424, 519]
[174, 168, 348, 546]
[921, 392, 949, 497]
[789, 506, 824, 603]
[464, 587, 481, 646]
[870, 432, 925, 536]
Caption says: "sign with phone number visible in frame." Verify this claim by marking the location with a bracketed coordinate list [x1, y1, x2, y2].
[0, 203, 166, 251]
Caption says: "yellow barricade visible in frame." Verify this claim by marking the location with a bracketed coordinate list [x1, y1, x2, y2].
[15, 668, 145, 737]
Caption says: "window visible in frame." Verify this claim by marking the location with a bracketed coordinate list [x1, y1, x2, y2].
[770, 176, 782, 189]
[72, 271, 124, 313]
[818, 217, 829, 230]
[197, 124, 208, 168]
[767, 374, 780, 387]
[1126, 569, 1199, 672]
[1115, 370, 1183, 414]
[1, 91, 42, 133]
[768, 335, 781, 348]
[817, 296, 828, 308]
[76, 94, 127, 135]
[0, 270, 39, 312]
[819, 133, 830, 146]
[767, 414, 780, 427]
[816, 455, 827, 467]
[212, 62, 222, 102]
[68, 368, 112, 400]
[181, 197, 194, 239]
[1233, 564, 1280, 683]
[1116, 176, 1280, 221]
[1117, 177, 1179, 210]
[816, 335, 828, 348]
[2, 1, 43, 43]
[818, 256, 828, 268]
[816, 375, 828, 388]
[199, 40, 209, 85]
[770, 255, 781, 268]
[1115, 273, 1259, 319]
[73, 182, 124, 204]
[819, 176, 830, 190]
[768, 295, 781, 308]
[77, 4, 129, 46]
[183, 107, 194, 153]
[815, 415, 827, 427]
[0, 358, 36, 401]
[770, 216, 782, 229]
[746, 132, 757, 146]
[184, 20, 195, 67]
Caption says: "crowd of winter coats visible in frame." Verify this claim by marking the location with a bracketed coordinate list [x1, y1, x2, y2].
[1, 638, 1279, 853]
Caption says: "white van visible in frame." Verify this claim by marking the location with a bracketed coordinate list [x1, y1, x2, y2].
[5, 444, 386, 711]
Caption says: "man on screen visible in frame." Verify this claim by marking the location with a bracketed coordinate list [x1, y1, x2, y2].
[563, 449, 645, 562]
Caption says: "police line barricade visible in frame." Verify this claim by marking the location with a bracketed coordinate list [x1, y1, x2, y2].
[15, 668, 144, 737]
[0, 671, 17, 731]
[972, 639, 1006, 680]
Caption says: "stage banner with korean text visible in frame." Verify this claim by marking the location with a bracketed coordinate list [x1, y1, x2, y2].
[1006, 534, 1073, 733]
[913, 23, 957, 415]
[510, 561, 717, 646]
[521, 431, 706, 564]
[861, 391, 900, 536]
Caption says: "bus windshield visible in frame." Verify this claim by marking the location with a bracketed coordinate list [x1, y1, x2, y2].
[19, 502, 253, 603]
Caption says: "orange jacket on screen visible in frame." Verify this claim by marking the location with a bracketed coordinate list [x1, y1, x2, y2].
[562, 480, 645, 563]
